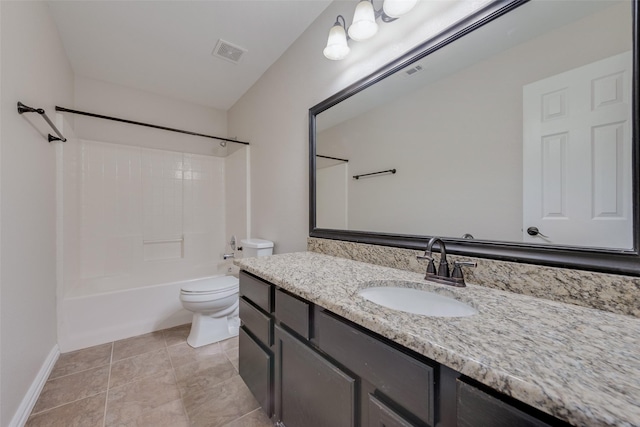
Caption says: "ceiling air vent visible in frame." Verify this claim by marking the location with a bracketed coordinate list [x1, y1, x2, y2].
[404, 65, 423, 76]
[212, 39, 247, 64]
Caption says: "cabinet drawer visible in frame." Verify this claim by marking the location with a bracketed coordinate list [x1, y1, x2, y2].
[239, 271, 273, 313]
[239, 327, 273, 417]
[318, 311, 434, 426]
[457, 380, 551, 427]
[275, 325, 355, 427]
[239, 297, 273, 346]
[275, 289, 310, 339]
[368, 394, 417, 427]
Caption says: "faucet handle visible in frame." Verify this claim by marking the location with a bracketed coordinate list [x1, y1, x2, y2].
[454, 260, 477, 268]
[416, 251, 432, 261]
[451, 260, 477, 281]
[417, 252, 437, 275]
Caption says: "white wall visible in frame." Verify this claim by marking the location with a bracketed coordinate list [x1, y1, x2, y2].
[228, 0, 493, 253]
[74, 76, 228, 156]
[0, 2, 74, 425]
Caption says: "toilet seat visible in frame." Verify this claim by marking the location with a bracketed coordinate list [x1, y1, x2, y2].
[180, 276, 238, 295]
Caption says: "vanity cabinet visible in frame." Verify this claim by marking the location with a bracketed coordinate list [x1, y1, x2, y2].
[317, 310, 434, 427]
[238, 271, 274, 417]
[238, 270, 571, 427]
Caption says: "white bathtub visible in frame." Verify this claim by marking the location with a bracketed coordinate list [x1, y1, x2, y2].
[58, 275, 230, 352]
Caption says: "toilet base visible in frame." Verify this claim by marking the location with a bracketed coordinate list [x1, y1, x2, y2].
[187, 311, 240, 348]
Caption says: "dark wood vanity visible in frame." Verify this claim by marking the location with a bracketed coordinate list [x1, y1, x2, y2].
[238, 270, 571, 427]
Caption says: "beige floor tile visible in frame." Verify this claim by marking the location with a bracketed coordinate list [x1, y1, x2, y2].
[49, 343, 112, 380]
[26, 392, 106, 427]
[225, 348, 239, 372]
[183, 375, 260, 427]
[108, 399, 190, 427]
[112, 331, 166, 361]
[109, 348, 172, 389]
[220, 335, 239, 352]
[105, 371, 182, 426]
[223, 408, 273, 427]
[167, 341, 223, 368]
[163, 323, 191, 347]
[33, 365, 109, 414]
[174, 353, 237, 395]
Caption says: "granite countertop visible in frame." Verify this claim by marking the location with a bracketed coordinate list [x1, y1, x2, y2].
[235, 252, 640, 427]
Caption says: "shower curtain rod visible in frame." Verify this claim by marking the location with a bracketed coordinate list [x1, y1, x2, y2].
[17, 102, 67, 142]
[55, 106, 250, 146]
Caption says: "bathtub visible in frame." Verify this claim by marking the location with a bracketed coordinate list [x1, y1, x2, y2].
[58, 275, 231, 352]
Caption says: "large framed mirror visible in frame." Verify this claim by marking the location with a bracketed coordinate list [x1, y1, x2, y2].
[309, 0, 640, 275]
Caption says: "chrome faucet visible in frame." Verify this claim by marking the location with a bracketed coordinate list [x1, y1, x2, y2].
[416, 237, 476, 287]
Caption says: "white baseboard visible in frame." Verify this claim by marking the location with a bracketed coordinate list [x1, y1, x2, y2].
[8, 344, 60, 427]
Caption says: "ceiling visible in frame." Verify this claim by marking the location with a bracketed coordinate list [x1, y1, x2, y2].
[48, 0, 332, 111]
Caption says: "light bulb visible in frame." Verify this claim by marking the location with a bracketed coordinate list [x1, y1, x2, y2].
[348, 0, 378, 41]
[323, 22, 350, 60]
[383, 0, 417, 18]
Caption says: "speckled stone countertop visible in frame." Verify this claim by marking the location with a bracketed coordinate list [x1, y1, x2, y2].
[235, 252, 640, 427]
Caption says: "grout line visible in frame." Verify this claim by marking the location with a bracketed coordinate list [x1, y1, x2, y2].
[28, 390, 108, 417]
[165, 329, 192, 424]
[47, 361, 112, 382]
[219, 408, 261, 427]
[222, 404, 264, 427]
[102, 342, 114, 427]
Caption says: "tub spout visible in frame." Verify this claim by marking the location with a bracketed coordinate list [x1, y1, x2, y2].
[223, 253, 235, 260]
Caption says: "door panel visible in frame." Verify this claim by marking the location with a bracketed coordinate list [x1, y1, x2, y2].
[523, 51, 632, 248]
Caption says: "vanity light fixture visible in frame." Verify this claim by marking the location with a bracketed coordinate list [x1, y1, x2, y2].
[323, 0, 417, 60]
[349, 0, 378, 41]
[383, 0, 417, 18]
[323, 15, 351, 60]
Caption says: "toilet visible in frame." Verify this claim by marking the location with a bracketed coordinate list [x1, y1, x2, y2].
[179, 238, 274, 348]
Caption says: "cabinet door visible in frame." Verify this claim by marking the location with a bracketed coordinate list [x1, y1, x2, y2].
[368, 394, 417, 427]
[457, 380, 552, 427]
[274, 325, 356, 427]
[239, 327, 273, 417]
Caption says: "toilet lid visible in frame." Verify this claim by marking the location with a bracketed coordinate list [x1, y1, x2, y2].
[181, 276, 239, 294]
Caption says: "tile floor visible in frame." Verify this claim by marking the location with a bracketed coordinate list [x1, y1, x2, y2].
[26, 324, 273, 427]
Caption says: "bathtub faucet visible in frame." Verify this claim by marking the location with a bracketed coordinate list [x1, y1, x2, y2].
[223, 253, 235, 260]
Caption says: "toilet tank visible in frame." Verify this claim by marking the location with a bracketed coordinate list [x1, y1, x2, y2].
[241, 238, 274, 258]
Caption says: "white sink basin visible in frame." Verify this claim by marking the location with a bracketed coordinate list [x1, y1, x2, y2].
[358, 286, 477, 317]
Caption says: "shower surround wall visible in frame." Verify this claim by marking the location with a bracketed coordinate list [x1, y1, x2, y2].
[59, 136, 229, 351]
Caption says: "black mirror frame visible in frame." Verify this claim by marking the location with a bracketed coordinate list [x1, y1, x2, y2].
[309, 0, 640, 276]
